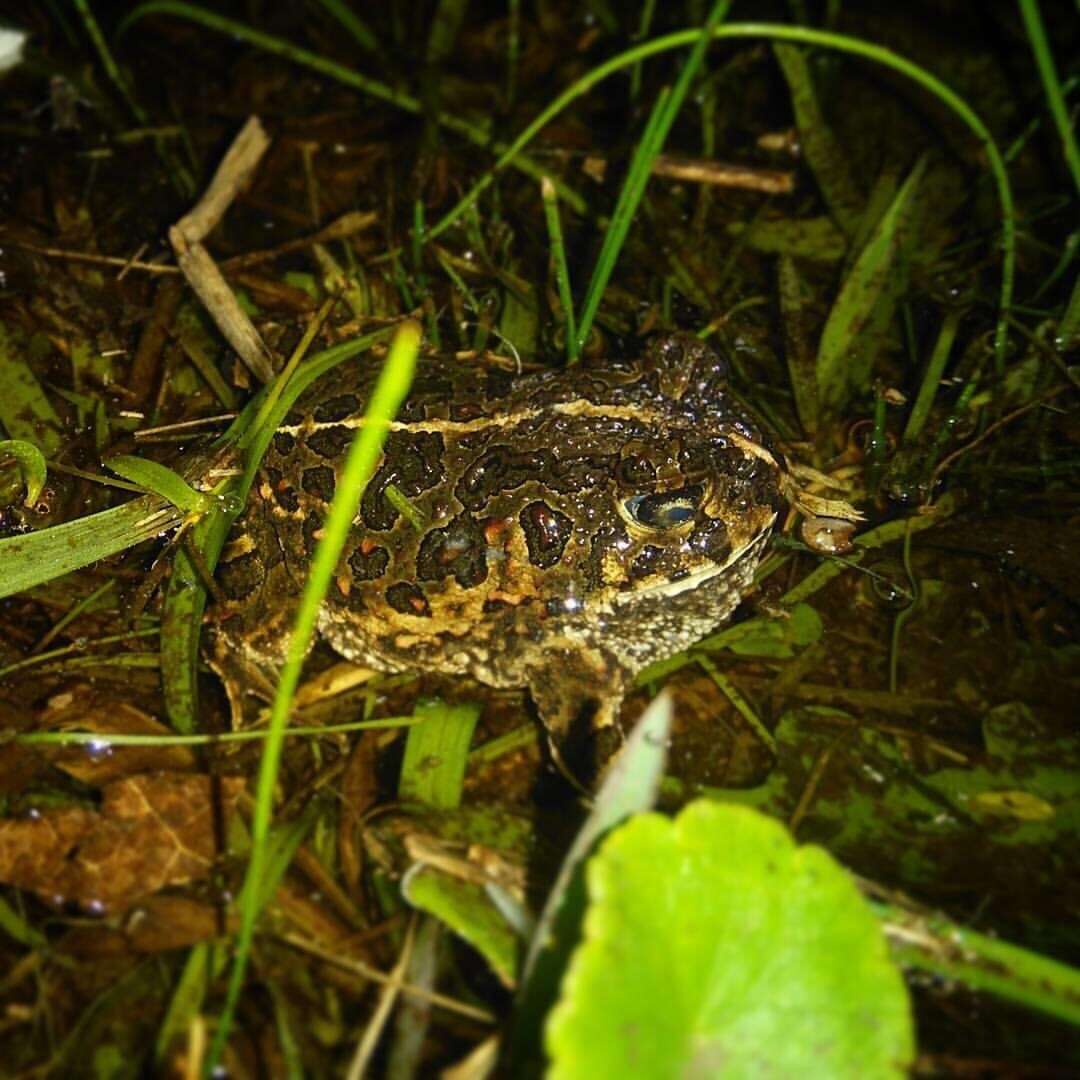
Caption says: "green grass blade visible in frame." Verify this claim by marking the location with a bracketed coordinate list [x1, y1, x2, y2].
[541, 177, 578, 363]
[154, 943, 220, 1067]
[16, 716, 416, 747]
[575, 0, 734, 353]
[72, 0, 150, 125]
[204, 321, 421, 1077]
[877, 901, 1080, 1026]
[426, 0, 468, 65]
[774, 43, 863, 236]
[399, 700, 481, 810]
[106, 454, 211, 513]
[1017, 0, 1080, 197]
[0, 496, 182, 599]
[902, 308, 961, 444]
[313, 0, 378, 52]
[575, 85, 672, 354]
[777, 255, 822, 439]
[816, 155, 928, 415]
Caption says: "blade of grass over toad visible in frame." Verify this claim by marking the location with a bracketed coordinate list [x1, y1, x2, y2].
[399, 700, 481, 810]
[0, 496, 183, 599]
[1017, 0, 1080, 197]
[427, 24, 1015, 372]
[540, 177, 578, 363]
[574, 0, 733, 355]
[574, 85, 671, 355]
[204, 321, 421, 1077]
[118, 2, 585, 215]
[160, 326, 397, 732]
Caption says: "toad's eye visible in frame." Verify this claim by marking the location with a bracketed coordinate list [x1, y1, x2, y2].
[623, 485, 703, 529]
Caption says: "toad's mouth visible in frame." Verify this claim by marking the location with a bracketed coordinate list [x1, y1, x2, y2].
[611, 517, 776, 605]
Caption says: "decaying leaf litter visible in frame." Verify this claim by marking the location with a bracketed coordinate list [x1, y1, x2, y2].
[0, 2, 1078, 1074]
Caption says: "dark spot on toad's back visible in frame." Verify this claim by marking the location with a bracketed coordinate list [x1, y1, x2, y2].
[313, 394, 361, 423]
[416, 514, 488, 588]
[349, 543, 389, 581]
[307, 425, 354, 459]
[301, 465, 336, 502]
[521, 501, 572, 568]
[386, 582, 431, 617]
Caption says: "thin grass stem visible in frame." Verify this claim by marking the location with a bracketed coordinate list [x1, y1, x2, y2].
[204, 322, 421, 1077]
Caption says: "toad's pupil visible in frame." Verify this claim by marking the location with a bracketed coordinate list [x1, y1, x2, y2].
[625, 486, 702, 528]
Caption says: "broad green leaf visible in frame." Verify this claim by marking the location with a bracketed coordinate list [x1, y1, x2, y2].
[816, 156, 928, 415]
[402, 867, 519, 987]
[398, 700, 481, 810]
[0, 439, 47, 505]
[547, 800, 913, 1079]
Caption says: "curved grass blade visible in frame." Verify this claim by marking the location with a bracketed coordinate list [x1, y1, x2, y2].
[203, 321, 422, 1076]
[428, 23, 1015, 372]
[0, 439, 47, 506]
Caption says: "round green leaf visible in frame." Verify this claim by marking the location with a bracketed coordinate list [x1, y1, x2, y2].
[546, 800, 913, 1079]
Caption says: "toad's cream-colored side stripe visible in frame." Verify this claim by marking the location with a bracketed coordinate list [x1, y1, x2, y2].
[275, 399, 775, 446]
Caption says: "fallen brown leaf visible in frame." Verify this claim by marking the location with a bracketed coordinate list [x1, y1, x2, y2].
[0, 772, 244, 913]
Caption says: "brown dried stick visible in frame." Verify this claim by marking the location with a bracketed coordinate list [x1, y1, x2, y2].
[169, 116, 275, 384]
